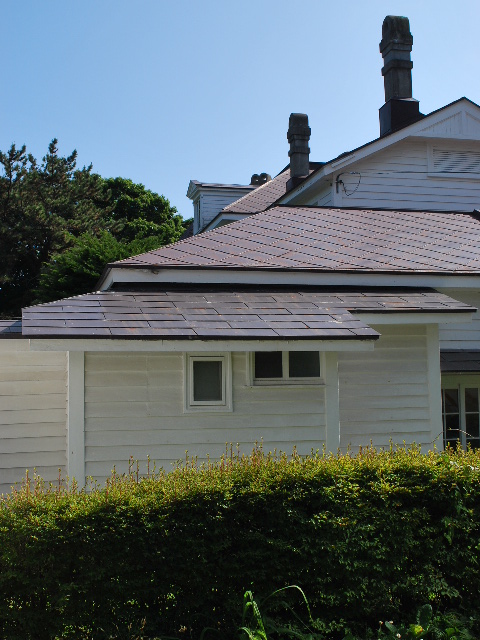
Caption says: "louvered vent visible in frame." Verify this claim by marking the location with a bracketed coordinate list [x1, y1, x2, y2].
[433, 148, 480, 174]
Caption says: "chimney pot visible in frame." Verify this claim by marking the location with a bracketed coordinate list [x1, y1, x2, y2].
[379, 15, 423, 136]
[286, 113, 311, 191]
[250, 173, 272, 186]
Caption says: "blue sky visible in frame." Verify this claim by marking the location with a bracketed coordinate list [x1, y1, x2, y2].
[2, 1, 480, 219]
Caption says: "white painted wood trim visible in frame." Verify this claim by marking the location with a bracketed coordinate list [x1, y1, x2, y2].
[356, 312, 474, 325]
[183, 352, 233, 413]
[426, 325, 443, 451]
[100, 266, 480, 291]
[30, 338, 376, 353]
[67, 351, 85, 487]
[324, 352, 340, 453]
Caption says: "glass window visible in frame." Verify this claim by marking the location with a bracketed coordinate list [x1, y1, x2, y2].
[441, 382, 480, 450]
[289, 351, 320, 378]
[193, 360, 222, 402]
[255, 351, 283, 379]
[186, 354, 231, 411]
[254, 351, 321, 383]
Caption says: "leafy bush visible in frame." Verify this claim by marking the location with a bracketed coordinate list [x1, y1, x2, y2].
[0, 446, 479, 640]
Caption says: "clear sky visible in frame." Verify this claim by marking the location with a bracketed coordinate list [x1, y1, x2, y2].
[2, 0, 480, 220]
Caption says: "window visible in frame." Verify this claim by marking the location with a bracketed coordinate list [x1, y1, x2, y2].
[185, 354, 232, 412]
[441, 378, 480, 449]
[252, 351, 322, 385]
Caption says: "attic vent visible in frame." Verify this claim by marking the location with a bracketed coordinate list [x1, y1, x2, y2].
[433, 148, 480, 174]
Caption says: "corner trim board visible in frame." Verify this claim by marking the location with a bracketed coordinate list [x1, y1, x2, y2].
[67, 351, 85, 487]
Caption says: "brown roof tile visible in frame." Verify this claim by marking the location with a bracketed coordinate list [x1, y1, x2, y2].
[113, 207, 480, 273]
[21, 288, 473, 340]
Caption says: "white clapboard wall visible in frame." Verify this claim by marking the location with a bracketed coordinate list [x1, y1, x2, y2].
[439, 289, 480, 350]
[84, 351, 326, 483]
[0, 340, 67, 494]
[304, 139, 480, 212]
[338, 324, 440, 450]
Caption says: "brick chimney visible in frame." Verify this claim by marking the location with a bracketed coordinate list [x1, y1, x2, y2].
[379, 16, 423, 136]
[286, 113, 311, 191]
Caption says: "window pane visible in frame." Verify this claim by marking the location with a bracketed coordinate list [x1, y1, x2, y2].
[193, 361, 222, 401]
[443, 389, 459, 413]
[289, 351, 320, 378]
[445, 414, 460, 443]
[255, 352, 282, 378]
[465, 388, 479, 413]
[466, 413, 480, 440]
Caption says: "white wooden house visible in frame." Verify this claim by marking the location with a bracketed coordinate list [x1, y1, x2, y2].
[2, 15, 480, 493]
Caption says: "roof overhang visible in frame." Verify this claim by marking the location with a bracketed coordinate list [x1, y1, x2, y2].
[98, 266, 480, 292]
[186, 180, 254, 201]
[28, 337, 377, 353]
[21, 287, 473, 345]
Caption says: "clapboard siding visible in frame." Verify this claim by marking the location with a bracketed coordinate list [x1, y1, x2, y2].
[338, 325, 435, 449]
[315, 186, 333, 207]
[199, 190, 253, 230]
[327, 140, 480, 211]
[0, 341, 67, 494]
[84, 351, 326, 482]
[439, 289, 480, 350]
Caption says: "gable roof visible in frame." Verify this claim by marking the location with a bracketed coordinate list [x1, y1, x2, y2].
[111, 206, 480, 274]
[219, 163, 323, 217]
[279, 98, 480, 204]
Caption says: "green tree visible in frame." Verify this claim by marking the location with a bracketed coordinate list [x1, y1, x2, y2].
[0, 140, 189, 316]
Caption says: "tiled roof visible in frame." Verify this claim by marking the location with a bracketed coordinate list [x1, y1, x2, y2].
[220, 165, 321, 216]
[21, 288, 472, 340]
[113, 206, 480, 273]
[22, 290, 378, 340]
[440, 350, 480, 372]
[221, 169, 292, 214]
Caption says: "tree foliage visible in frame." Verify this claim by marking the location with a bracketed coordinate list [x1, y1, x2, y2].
[0, 141, 188, 316]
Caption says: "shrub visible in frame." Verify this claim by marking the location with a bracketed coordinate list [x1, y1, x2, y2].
[0, 445, 479, 639]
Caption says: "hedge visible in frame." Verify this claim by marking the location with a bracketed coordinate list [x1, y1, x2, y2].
[0, 445, 479, 640]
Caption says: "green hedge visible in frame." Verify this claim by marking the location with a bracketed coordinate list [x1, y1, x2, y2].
[0, 446, 479, 640]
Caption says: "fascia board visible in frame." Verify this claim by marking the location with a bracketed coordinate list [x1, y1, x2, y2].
[355, 311, 474, 325]
[28, 338, 376, 353]
[203, 212, 251, 232]
[100, 267, 480, 291]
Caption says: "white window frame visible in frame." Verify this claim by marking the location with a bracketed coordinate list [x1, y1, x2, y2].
[441, 374, 480, 450]
[184, 353, 232, 413]
[248, 351, 324, 386]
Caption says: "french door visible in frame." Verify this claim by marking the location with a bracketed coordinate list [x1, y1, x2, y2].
[441, 376, 480, 450]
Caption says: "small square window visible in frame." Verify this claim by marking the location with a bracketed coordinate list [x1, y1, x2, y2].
[193, 360, 222, 401]
[255, 351, 282, 379]
[289, 351, 320, 378]
[185, 354, 232, 412]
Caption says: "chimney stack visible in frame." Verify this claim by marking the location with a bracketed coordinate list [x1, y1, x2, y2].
[379, 16, 423, 136]
[250, 172, 272, 186]
[286, 113, 311, 191]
